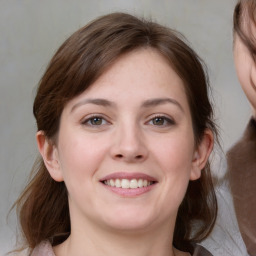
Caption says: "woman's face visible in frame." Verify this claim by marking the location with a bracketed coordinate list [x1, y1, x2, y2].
[40, 48, 209, 234]
[234, 33, 256, 115]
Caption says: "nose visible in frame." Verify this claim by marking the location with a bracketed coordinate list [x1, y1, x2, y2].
[110, 123, 148, 163]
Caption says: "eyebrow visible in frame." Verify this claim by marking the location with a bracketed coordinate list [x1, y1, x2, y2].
[71, 98, 115, 112]
[141, 98, 184, 112]
[71, 97, 184, 112]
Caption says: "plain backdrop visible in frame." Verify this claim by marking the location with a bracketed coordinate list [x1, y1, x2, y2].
[0, 0, 251, 254]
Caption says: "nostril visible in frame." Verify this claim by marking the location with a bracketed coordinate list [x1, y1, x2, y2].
[135, 155, 143, 159]
[115, 154, 123, 158]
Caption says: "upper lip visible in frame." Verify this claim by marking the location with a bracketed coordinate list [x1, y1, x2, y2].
[99, 172, 157, 182]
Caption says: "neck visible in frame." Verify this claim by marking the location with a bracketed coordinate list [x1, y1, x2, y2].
[54, 217, 180, 256]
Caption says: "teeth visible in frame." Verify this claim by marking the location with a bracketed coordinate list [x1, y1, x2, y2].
[121, 179, 130, 189]
[103, 178, 153, 188]
[138, 179, 143, 188]
[110, 179, 115, 186]
[115, 179, 121, 187]
[129, 179, 138, 189]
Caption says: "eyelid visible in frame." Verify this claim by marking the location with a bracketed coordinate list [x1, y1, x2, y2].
[81, 114, 111, 126]
[146, 114, 176, 126]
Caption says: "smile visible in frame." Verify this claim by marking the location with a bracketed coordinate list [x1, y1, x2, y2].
[103, 178, 154, 189]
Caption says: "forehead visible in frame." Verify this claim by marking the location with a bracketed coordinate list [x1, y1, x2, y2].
[84, 48, 186, 97]
[64, 48, 191, 114]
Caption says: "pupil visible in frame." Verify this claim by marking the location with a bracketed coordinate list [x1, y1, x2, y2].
[92, 117, 102, 125]
[154, 117, 164, 125]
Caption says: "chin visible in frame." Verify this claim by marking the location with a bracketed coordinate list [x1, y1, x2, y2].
[100, 206, 166, 233]
[105, 219, 154, 233]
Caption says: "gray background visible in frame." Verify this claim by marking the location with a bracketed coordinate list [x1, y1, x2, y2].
[0, 0, 251, 254]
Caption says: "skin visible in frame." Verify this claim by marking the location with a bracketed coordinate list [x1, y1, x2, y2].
[37, 48, 213, 256]
[233, 33, 256, 118]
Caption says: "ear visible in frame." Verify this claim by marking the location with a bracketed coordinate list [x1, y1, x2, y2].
[36, 131, 64, 182]
[190, 129, 214, 181]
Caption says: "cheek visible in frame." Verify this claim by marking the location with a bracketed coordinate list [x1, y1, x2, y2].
[235, 66, 252, 101]
[235, 58, 247, 87]
[57, 134, 111, 214]
[150, 132, 195, 197]
[234, 45, 254, 93]
[57, 133, 109, 185]
[249, 66, 256, 109]
[151, 136, 194, 215]
[235, 62, 256, 109]
[156, 134, 194, 169]
[251, 65, 256, 87]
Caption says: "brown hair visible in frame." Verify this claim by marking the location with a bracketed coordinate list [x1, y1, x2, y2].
[233, 0, 256, 56]
[14, 12, 217, 253]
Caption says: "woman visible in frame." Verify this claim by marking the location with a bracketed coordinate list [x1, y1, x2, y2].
[14, 13, 218, 256]
[228, 0, 256, 255]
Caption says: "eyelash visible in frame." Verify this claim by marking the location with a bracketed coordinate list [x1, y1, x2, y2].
[147, 115, 175, 127]
[81, 114, 175, 128]
[81, 114, 109, 126]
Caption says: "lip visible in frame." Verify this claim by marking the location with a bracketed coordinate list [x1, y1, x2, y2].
[99, 172, 158, 197]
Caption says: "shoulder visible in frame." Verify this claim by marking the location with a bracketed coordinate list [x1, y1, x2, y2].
[31, 240, 55, 256]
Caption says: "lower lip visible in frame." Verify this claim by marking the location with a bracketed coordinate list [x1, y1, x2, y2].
[101, 183, 156, 197]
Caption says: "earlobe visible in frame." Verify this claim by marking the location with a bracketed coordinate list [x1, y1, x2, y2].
[190, 129, 214, 180]
[36, 131, 64, 182]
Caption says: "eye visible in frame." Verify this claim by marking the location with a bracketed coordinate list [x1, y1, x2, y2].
[148, 115, 175, 126]
[82, 115, 109, 126]
[152, 117, 165, 125]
